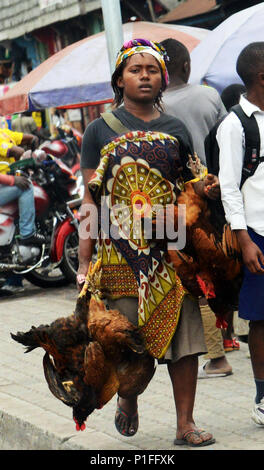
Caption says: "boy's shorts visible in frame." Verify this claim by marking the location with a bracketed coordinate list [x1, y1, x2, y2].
[239, 227, 264, 321]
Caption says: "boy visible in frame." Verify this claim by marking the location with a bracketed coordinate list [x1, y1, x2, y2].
[217, 42, 264, 424]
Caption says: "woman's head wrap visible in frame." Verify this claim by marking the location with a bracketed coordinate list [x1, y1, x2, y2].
[115, 38, 169, 88]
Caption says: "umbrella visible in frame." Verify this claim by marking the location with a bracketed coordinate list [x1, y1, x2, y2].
[0, 21, 208, 115]
[190, 3, 264, 93]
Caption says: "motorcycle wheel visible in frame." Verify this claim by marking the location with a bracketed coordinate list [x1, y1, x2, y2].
[59, 230, 79, 283]
[25, 264, 71, 288]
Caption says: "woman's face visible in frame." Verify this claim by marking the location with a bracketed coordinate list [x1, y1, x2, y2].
[117, 53, 162, 104]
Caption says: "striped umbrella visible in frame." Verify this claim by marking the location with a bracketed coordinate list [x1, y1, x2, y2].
[0, 21, 208, 115]
[190, 3, 264, 93]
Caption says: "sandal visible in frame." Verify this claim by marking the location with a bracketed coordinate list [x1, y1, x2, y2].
[115, 398, 139, 437]
[174, 428, 215, 447]
[198, 361, 233, 378]
[223, 337, 240, 352]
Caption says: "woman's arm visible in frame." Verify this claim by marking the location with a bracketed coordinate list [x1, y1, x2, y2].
[77, 168, 97, 289]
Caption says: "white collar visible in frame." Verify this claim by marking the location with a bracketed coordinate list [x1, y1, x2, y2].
[239, 94, 264, 117]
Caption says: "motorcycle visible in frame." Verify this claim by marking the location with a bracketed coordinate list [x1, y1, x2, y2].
[41, 126, 82, 175]
[0, 152, 82, 288]
[41, 126, 84, 199]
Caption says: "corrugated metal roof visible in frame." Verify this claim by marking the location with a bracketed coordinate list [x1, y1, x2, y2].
[159, 0, 218, 23]
[0, 0, 101, 41]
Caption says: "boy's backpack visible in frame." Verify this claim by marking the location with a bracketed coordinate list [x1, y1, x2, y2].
[204, 103, 263, 233]
[205, 103, 262, 189]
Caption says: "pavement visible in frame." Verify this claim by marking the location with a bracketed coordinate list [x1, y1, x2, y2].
[0, 279, 262, 452]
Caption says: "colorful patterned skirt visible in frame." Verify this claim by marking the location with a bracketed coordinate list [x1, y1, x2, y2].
[89, 130, 187, 359]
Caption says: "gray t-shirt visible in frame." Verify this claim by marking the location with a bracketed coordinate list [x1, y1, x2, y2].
[81, 106, 194, 179]
[162, 84, 226, 165]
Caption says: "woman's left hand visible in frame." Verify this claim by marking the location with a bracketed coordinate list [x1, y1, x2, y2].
[203, 173, 220, 200]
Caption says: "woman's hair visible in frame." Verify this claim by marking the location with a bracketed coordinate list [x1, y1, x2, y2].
[111, 55, 166, 112]
[236, 42, 264, 89]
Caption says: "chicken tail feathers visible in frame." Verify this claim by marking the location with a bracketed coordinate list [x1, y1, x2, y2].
[222, 224, 241, 259]
[10, 328, 42, 352]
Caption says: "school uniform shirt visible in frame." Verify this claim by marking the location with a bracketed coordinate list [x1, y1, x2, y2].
[217, 94, 264, 237]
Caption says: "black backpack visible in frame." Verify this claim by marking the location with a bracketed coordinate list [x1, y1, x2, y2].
[205, 103, 262, 189]
[204, 104, 263, 233]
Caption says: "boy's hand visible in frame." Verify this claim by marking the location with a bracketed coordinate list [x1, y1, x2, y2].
[236, 230, 264, 274]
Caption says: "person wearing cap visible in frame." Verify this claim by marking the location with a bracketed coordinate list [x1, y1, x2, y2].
[77, 39, 218, 447]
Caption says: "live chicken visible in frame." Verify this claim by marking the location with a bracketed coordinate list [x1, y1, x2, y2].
[11, 260, 155, 431]
[168, 180, 243, 326]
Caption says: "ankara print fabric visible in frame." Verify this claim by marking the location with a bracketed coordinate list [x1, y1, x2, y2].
[88, 131, 186, 358]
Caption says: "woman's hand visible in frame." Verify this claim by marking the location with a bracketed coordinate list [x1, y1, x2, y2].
[203, 174, 220, 200]
[193, 173, 220, 200]
[76, 265, 88, 291]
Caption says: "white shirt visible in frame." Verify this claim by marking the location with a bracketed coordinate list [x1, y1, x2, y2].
[217, 94, 264, 236]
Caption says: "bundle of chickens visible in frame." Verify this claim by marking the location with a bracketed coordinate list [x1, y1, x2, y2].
[11, 259, 155, 432]
[166, 178, 243, 328]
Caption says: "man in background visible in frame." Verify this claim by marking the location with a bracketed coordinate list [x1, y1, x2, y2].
[161, 38, 226, 165]
[161, 38, 233, 378]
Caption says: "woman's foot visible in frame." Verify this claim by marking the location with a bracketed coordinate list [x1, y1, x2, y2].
[115, 397, 138, 437]
[175, 426, 215, 447]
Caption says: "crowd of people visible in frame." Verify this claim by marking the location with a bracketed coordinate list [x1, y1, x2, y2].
[1, 35, 264, 447]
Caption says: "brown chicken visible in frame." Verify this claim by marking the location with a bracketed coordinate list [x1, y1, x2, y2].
[11, 260, 155, 431]
[167, 181, 243, 326]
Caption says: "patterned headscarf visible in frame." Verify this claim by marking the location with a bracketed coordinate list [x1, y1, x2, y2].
[115, 38, 169, 88]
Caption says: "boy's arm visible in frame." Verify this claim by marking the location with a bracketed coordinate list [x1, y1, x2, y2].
[217, 114, 264, 273]
[217, 114, 246, 229]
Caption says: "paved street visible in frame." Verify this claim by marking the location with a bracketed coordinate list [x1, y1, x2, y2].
[0, 279, 262, 451]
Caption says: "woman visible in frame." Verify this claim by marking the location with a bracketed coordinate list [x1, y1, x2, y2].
[77, 39, 217, 447]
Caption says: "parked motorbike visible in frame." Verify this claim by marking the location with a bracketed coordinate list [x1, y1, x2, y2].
[0, 152, 82, 288]
[41, 126, 84, 199]
[41, 126, 82, 175]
